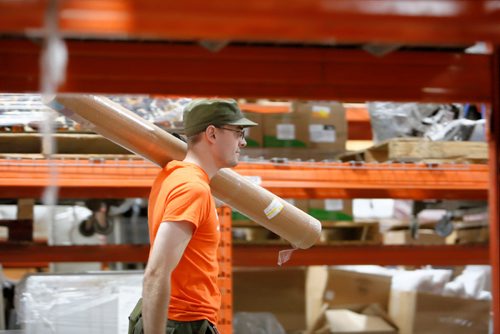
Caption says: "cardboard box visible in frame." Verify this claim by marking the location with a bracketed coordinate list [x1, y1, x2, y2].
[260, 102, 346, 158]
[309, 199, 353, 221]
[384, 230, 445, 245]
[325, 309, 396, 333]
[389, 290, 490, 334]
[262, 112, 309, 148]
[446, 226, 489, 244]
[307, 268, 393, 332]
[293, 101, 347, 153]
[233, 267, 306, 332]
[309, 304, 397, 334]
[323, 269, 392, 311]
[306, 266, 330, 329]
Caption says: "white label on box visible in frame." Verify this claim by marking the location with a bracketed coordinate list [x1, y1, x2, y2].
[277, 123, 295, 140]
[244, 128, 250, 137]
[264, 198, 284, 220]
[309, 124, 336, 143]
[325, 199, 343, 211]
[312, 105, 331, 119]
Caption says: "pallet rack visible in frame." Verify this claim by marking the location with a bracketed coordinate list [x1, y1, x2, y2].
[0, 1, 499, 332]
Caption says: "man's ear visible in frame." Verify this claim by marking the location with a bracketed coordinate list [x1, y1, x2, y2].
[205, 125, 217, 143]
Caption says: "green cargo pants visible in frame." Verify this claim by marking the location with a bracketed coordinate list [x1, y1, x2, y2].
[128, 298, 220, 334]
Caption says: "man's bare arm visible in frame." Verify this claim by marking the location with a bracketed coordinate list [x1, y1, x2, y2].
[142, 221, 193, 334]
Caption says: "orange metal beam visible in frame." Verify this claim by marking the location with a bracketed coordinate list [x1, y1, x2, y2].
[0, 159, 489, 199]
[1, 1, 500, 44]
[488, 46, 500, 334]
[232, 244, 490, 267]
[0, 243, 489, 266]
[235, 162, 488, 200]
[0, 39, 492, 103]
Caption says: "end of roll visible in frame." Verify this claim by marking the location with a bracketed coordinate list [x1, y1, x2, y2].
[294, 217, 322, 250]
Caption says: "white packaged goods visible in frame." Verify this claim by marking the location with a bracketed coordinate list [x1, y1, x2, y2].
[16, 272, 143, 334]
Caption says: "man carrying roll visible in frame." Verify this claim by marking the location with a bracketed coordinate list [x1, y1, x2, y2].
[129, 99, 257, 334]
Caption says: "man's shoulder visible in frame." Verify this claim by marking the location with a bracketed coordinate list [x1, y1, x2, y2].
[168, 174, 210, 193]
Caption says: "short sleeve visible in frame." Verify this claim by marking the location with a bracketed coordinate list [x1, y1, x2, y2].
[161, 181, 209, 229]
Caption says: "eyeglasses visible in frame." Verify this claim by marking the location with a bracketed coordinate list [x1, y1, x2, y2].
[218, 127, 246, 140]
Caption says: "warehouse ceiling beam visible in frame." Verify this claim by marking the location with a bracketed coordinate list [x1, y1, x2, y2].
[0, 1, 500, 44]
[0, 39, 492, 102]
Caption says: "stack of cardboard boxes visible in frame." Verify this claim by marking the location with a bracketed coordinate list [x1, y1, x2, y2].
[233, 267, 491, 334]
[242, 101, 347, 161]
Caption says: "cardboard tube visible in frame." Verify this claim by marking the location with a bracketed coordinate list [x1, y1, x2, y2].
[49, 95, 321, 249]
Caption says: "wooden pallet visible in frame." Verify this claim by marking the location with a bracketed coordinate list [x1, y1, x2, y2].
[338, 138, 488, 163]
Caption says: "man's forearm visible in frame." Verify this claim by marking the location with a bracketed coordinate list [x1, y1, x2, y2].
[142, 276, 170, 334]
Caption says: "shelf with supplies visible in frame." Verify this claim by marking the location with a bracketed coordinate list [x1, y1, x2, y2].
[0, 157, 488, 199]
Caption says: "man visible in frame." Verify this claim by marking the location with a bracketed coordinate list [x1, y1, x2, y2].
[132, 98, 257, 334]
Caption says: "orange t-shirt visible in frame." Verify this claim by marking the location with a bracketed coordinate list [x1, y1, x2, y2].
[148, 161, 221, 324]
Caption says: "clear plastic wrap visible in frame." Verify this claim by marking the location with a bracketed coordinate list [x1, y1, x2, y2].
[15, 272, 143, 334]
[0, 95, 72, 130]
[233, 312, 286, 334]
[108, 96, 189, 130]
[368, 102, 485, 142]
[0, 94, 187, 132]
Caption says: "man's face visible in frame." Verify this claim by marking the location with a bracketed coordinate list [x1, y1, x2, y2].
[214, 125, 247, 168]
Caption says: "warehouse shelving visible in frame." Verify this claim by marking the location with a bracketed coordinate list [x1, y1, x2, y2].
[0, 158, 490, 268]
[0, 158, 491, 265]
[0, 0, 498, 331]
[0, 158, 489, 199]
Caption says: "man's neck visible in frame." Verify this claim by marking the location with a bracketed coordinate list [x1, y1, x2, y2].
[183, 149, 218, 179]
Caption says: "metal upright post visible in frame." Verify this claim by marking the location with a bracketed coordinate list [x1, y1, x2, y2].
[488, 46, 500, 334]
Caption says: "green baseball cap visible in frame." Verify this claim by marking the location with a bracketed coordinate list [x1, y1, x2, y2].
[183, 98, 258, 137]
